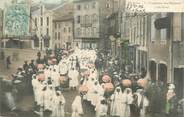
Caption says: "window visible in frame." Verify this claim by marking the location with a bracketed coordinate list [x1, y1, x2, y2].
[92, 27, 96, 36]
[84, 4, 89, 10]
[92, 14, 98, 23]
[46, 17, 49, 26]
[40, 17, 43, 26]
[106, 3, 110, 8]
[46, 28, 49, 35]
[55, 23, 57, 29]
[77, 5, 81, 10]
[64, 27, 66, 32]
[87, 28, 90, 35]
[58, 32, 60, 40]
[68, 27, 71, 33]
[77, 28, 81, 36]
[160, 13, 167, 42]
[77, 16, 81, 23]
[92, 2, 96, 9]
[85, 15, 89, 24]
[59, 24, 61, 28]
[151, 15, 156, 41]
[55, 32, 57, 40]
[35, 18, 37, 27]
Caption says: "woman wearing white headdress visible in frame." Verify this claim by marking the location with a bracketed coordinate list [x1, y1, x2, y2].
[121, 88, 133, 117]
[71, 96, 83, 117]
[52, 91, 65, 117]
[110, 86, 124, 117]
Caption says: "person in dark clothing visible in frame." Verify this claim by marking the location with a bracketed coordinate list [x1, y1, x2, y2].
[6, 56, 11, 69]
[130, 94, 140, 117]
[29, 60, 36, 73]
[1, 50, 5, 60]
[37, 51, 41, 58]
[23, 61, 29, 72]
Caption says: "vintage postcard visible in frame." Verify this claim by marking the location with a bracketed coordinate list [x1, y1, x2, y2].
[0, 0, 183, 117]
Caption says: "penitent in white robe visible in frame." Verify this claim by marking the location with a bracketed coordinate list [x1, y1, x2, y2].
[96, 104, 108, 117]
[121, 90, 133, 117]
[43, 88, 53, 111]
[32, 78, 40, 103]
[110, 88, 124, 116]
[51, 94, 65, 117]
[71, 96, 83, 117]
[68, 70, 79, 87]
[51, 72, 60, 88]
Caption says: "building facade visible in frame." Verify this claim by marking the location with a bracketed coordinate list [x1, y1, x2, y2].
[31, 3, 61, 50]
[73, 0, 114, 49]
[53, 18, 74, 49]
[52, 2, 74, 50]
[73, 0, 100, 49]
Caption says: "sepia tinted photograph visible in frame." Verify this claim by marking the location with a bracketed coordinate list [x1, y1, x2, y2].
[0, 0, 184, 117]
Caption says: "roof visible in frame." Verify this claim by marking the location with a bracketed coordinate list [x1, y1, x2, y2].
[53, 14, 73, 22]
[73, 0, 96, 3]
[52, 2, 74, 21]
[31, 2, 64, 12]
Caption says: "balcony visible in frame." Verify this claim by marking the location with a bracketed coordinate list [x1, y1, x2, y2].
[80, 23, 92, 27]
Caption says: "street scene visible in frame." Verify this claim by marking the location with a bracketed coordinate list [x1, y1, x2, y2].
[0, 0, 184, 117]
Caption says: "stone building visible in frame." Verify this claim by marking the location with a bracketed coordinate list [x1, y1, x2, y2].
[73, 0, 114, 49]
[125, 13, 149, 74]
[148, 13, 184, 98]
[52, 2, 74, 49]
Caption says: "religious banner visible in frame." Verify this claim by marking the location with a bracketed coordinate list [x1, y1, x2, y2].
[126, 0, 184, 13]
[3, 3, 30, 36]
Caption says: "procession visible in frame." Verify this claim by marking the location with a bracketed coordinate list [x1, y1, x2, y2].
[1, 0, 184, 117]
[1, 46, 183, 117]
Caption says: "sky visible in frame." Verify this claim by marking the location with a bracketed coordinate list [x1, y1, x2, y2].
[0, 0, 68, 9]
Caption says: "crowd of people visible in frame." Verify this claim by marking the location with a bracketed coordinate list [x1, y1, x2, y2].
[0, 47, 183, 117]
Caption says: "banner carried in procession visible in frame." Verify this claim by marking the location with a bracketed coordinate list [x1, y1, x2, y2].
[3, 2, 30, 37]
[125, 0, 184, 13]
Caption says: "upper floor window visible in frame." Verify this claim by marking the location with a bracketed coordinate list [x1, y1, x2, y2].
[55, 32, 57, 40]
[92, 2, 96, 9]
[106, 3, 110, 8]
[46, 17, 49, 26]
[64, 27, 66, 33]
[35, 18, 37, 27]
[77, 5, 81, 10]
[46, 28, 49, 35]
[92, 14, 98, 23]
[40, 17, 43, 26]
[77, 28, 81, 36]
[55, 23, 56, 29]
[68, 27, 71, 33]
[84, 4, 89, 10]
[58, 32, 60, 40]
[85, 15, 90, 24]
[77, 16, 81, 24]
[151, 15, 156, 42]
[59, 24, 61, 28]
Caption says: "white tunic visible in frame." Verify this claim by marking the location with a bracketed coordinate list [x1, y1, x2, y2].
[32, 78, 40, 103]
[71, 96, 83, 117]
[68, 70, 79, 87]
[121, 89, 133, 117]
[110, 88, 124, 116]
[51, 93, 65, 117]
